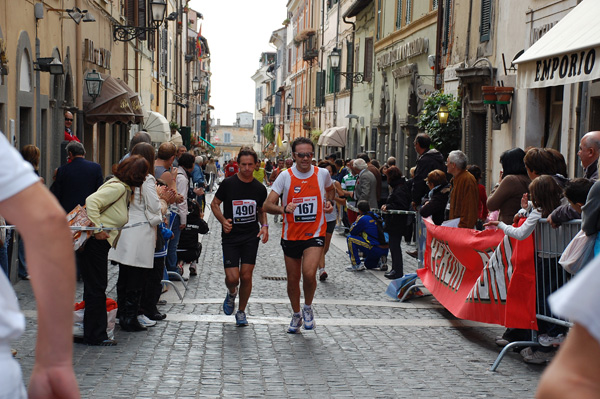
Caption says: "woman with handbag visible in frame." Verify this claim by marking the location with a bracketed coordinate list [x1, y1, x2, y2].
[81, 155, 149, 346]
[109, 143, 166, 332]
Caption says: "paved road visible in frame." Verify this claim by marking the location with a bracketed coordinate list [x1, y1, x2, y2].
[12, 194, 544, 398]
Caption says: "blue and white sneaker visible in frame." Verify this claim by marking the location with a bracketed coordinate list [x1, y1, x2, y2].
[287, 313, 303, 334]
[235, 310, 248, 327]
[223, 290, 237, 315]
[346, 264, 366, 272]
[302, 306, 315, 330]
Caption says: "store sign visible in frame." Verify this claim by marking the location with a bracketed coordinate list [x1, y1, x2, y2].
[84, 39, 111, 70]
[517, 47, 600, 89]
[376, 38, 429, 70]
[392, 63, 417, 79]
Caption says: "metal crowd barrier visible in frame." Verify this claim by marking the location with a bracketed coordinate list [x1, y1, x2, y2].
[490, 219, 579, 371]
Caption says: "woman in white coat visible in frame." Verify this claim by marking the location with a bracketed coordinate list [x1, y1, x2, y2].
[109, 143, 163, 332]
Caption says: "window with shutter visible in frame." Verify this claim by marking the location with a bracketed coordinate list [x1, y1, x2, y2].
[126, 0, 135, 26]
[376, 0, 382, 40]
[160, 29, 168, 76]
[405, 0, 412, 25]
[364, 37, 373, 82]
[433, 0, 438, 10]
[288, 48, 292, 73]
[442, 0, 451, 55]
[396, 0, 403, 29]
[480, 0, 491, 42]
[346, 40, 354, 90]
[316, 71, 323, 107]
[137, 0, 146, 40]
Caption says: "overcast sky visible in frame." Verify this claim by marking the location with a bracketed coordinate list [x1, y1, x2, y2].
[189, 0, 287, 125]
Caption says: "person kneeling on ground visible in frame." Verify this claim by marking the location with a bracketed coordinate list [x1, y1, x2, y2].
[346, 200, 389, 271]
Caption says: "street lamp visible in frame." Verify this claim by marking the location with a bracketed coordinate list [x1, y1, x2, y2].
[34, 57, 63, 75]
[192, 76, 200, 92]
[84, 70, 104, 103]
[328, 48, 364, 84]
[113, 0, 167, 42]
[437, 104, 449, 125]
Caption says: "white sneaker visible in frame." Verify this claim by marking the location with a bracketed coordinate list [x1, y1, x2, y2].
[73, 322, 84, 338]
[137, 314, 157, 327]
[538, 333, 565, 347]
[346, 264, 366, 272]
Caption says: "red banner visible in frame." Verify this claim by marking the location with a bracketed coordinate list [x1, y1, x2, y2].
[417, 219, 538, 330]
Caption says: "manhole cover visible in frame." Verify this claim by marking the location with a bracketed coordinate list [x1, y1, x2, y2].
[262, 276, 287, 281]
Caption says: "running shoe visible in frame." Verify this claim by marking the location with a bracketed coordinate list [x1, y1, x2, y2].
[235, 310, 248, 327]
[318, 268, 328, 281]
[346, 264, 366, 272]
[520, 347, 555, 364]
[137, 314, 157, 327]
[302, 306, 315, 330]
[287, 313, 303, 334]
[538, 333, 565, 347]
[189, 263, 197, 276]
[223, 290, 237, 315]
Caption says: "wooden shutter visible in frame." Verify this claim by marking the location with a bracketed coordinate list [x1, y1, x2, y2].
[315, 71, 322, 107]
[480, 0, 491, 42]
[160, 28, 168, 76]
[442, 0, 451, 55]
[126, 0, 136, 25]
[364, 37, 373, 82]
[405, 0, 412, 25]
[396, 0, 403, 29]
[137, 0, 147, 40]
[346, 41, 354, 90]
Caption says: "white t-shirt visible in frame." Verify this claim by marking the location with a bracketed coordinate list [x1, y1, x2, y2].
[271, 165, 333, 216]
[0, 133, 38, 342]
[549, 256, 600, 346]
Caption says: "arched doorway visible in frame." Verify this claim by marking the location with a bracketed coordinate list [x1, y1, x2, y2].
[15, 31, 34, 149]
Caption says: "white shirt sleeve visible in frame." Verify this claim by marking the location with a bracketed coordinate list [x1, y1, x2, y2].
[0, 134, 39, 202]
[271, 170, 289, 196]
[549, 257, 600, 345]
[498, 208, 541, 240]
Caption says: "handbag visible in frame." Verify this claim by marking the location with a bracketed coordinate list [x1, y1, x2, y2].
[559, 229, 596, 274]
[66, 205, 93, 251]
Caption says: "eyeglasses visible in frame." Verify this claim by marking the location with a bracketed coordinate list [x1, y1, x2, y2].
[65, 118, 74, 122]
[294, 152, 314, 159]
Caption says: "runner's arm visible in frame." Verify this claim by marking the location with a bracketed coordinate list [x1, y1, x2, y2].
[264, 190, 294, 214]
[257, 206, 269, 243]
[210, 196, 232, 233]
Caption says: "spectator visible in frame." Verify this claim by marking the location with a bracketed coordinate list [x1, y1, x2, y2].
[578, 131, 600, 180]
[346, 200, 389, 271]
[63, 110, 79, 142]
[352, 158, 378, 209]
[205, 158, 218, 192]
[563, 178, 593, 215]
[172, 145, 187, 167]
[419, 169, 451, 226]
[446, 150, 478, 229]
[192, 156, 206, 213]
[120, 131, 152, 162]
[411, 133, 446, 209]
[487, 148, 530, 224]
[264, 160, 273, 183]
[224, 158, 239, 178]
[341, 159, 358, 229]
[317, 160, 339, 281]
[386, 156, 396, 167]
[382, 166, 410, 280]
[253, 161, 266, 184]
[170, 153, 196, 277]
[467, 164, 488, 230]
[379, 164, 390, 208]
[357, 153, 382, 203]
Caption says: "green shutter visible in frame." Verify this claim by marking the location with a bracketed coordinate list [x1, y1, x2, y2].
[316, 71, 323, 107]
[480, 0, 491, 42]
[346, 41, 354, 90]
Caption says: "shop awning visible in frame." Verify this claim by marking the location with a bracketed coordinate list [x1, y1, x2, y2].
[318, 126, 347, 147]
[143, 111, 170, 143]
[83, 72, 135, 124]
[514, 0, 600, 89]
[114, 78, 144, 124]
[199, 136, 215, 149]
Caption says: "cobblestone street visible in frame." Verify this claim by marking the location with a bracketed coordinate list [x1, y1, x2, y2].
[12, 196, 545, 398]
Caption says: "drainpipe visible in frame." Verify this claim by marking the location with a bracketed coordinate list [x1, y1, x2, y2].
[342, 14, 355, 160]
[319, 0, 325, 128]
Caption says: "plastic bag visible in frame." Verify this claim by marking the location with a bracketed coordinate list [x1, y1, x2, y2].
[385, 273, 423, 301]
[559, 230, 596, 274]
[73, 299, 118, 340]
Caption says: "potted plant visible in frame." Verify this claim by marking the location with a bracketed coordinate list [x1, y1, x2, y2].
[310, 129, 323, 144]
[416, 91, 462, 157]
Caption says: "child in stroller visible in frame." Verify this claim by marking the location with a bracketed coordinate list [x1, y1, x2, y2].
[177, 198, 209, 277]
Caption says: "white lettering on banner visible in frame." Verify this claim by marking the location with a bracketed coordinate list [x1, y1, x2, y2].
[376, 38, 429, 70]
[535, 49, 596, 83]
[467, 236, 512, 304]
[430, 237, 466, 292]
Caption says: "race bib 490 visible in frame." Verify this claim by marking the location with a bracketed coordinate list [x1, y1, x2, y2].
[232, 200, 257, 224]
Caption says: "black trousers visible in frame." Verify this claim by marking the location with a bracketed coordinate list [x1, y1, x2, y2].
[388, 232, 404, 276]
[140, 256, 165, 315]
[116, 263, 148, 309]
[81, 237, 111, 344]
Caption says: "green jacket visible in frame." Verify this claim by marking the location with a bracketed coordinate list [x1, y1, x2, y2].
[86, 177, 131, 246]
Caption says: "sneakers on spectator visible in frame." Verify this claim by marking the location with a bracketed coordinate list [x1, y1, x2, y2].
[287, 312, 303, 334]
[137, 314, 157, 327]
[406, 250, 418, 259]
[538, 333, 565, 347]
[520, 347, 555, 364]
[377, 256, 388, 271]
[318, 268, 328, 281]
[302, 305, 315, 330]
[346, 264, 366, 272]
[223, 289, 237, 315]
[235, 310, 248, 327]
[73, 322, 84, 338]
[189, 263, 197, 276]
[495, 336, 510, 347]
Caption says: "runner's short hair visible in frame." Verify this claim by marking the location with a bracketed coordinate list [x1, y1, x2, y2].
[237, 146, 258, 163]
[291, 136, 314, 153]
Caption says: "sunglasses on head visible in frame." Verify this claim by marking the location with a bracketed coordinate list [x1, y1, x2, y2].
[65, 118, 74, 122]
[294, 152, 314, 159]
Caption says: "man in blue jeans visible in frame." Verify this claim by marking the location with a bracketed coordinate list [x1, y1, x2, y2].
[346, 200, 389, 271]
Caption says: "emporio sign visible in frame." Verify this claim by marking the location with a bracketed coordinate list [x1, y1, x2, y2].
[376, 38, 428, 71]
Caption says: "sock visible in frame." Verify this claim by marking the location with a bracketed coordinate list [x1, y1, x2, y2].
[303, 304, 311, 311]
[293, 311, 301, 317]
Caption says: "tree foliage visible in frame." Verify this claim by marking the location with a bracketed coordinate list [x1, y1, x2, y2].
[263, 123, 275, 143]
[416, 91, 461, 157]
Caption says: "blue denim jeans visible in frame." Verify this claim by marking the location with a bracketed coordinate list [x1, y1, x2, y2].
[166, 214, 181, 273]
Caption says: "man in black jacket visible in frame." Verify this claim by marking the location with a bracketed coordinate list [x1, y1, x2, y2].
[411, 134, 446, 209]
